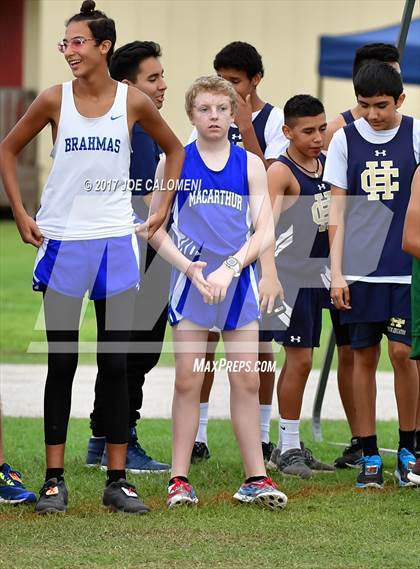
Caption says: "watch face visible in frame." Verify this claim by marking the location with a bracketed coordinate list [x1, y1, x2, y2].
[225, 257, 240, 277]
[226, 257, 237, 268]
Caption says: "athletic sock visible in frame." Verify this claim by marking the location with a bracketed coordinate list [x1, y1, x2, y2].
[416, 430, 420, 453]
[277, 417, 283, 448]
[361, 435, 379, 457]
[196, 403, 209, 445]
[259, 404, 272, 444]
[45, 468, 64, 482]
[280, 418, 300, 454]
[106, 469, 126, 485]
[245, 476, 266, 484]
[169, 476, 188, 486]
[350, 436, 362, 449]
[398, 429, 416, 454]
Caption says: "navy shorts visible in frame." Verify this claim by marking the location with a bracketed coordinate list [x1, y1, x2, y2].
[340, 281, 412, 348]
[347, 319, 412, 348]
[329, 309, 351, 347]
[33, 235, 140, 300]
[168, 251, 260, 331]
[261, 288, 324, 348]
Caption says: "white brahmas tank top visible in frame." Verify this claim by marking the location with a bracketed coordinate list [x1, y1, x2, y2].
[36, 80, 134, 240]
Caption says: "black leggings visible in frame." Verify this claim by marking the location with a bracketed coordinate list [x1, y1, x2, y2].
[90, 303, 168, 435]
[43, 287, 135, 445]
[90, 244, 170, 435]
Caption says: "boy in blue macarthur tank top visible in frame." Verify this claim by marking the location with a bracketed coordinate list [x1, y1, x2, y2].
[259, 95, 335, 478]
[151, 76, 287, 509]
[326, 62, 420, 488]
[189, 42, 287, 464]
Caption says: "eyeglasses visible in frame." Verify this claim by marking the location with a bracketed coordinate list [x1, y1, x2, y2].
[57, 37, 96, 53]
[194, 105, 231, 115]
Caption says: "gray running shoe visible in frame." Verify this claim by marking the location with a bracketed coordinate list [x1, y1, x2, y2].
[102, 479, 150, 514]
[262, 441, 275, 464]
[270, 448, 312, 479]
[301, 444, 335, 473]
[35, 478, 68, 514]
[267, 446, 281, 471]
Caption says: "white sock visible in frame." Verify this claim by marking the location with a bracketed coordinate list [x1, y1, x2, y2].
[259, 405, 272, 443]
[196, 403, 209, 445]
[280, 418, 300, 454]
[277, 416, 283, 449]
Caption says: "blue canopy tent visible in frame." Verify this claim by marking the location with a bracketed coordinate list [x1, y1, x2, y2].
[318, 18, 420, 85]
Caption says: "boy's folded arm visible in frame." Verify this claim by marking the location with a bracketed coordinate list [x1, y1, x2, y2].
[229, 152, 275, 270]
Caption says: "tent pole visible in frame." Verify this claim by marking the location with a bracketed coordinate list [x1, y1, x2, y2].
[317, 75, 324, 102]
[312, 329, 336, 442]
[397, 0, 416, 56]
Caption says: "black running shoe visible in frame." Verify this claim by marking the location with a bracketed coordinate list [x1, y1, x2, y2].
[191, 441, 210, 464]
[35, 478, 68, 514]
[334, 438, 363, 469]
[262, 441, 275, 463]
[356, 455, 384, 489]
[102, 479, 150, 514]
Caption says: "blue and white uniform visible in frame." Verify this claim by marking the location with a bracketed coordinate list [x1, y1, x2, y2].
[324, 115, 419, 348]
[169, 142, 259, 330]
[33, 80, 139, 299]
[262, 154, 332, 347]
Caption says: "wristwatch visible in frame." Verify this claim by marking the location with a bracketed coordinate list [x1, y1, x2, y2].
[224, 256, 242, 277]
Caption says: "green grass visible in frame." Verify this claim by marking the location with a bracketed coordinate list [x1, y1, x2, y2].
[1, 417, 419, 569]
[0, 220, 392, 370]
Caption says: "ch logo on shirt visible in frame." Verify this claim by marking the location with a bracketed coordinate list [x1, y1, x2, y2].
[361, 160, 399, 201]
[311, 190, 331, 232]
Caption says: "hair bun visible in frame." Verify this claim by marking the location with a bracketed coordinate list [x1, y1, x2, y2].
[80, 0, 96, 14]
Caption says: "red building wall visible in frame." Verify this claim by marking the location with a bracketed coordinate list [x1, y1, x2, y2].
[0, 0, 24, 87]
